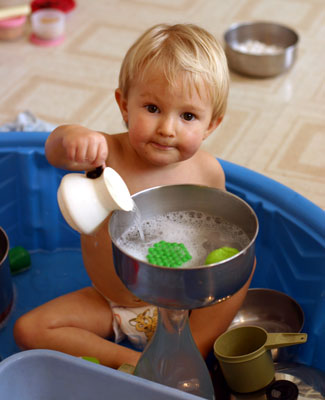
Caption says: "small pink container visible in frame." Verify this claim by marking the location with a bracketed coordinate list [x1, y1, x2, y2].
[0, 15, 27, 41]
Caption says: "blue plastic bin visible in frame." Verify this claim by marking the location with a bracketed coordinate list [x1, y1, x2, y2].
[0, 349, 201, 399]
[0, 131, 324, 373]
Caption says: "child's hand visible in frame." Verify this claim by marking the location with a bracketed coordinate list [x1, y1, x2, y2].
[61, 127, 108, 169]
[45, 124, 109, 171]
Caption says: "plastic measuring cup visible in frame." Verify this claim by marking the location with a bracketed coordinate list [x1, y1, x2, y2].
[213, 325, 307, 393]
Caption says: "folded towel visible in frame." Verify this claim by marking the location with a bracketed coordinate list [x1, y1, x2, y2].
[0, 111, 57, 132]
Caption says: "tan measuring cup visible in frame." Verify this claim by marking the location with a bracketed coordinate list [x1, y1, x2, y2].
[213, 325, 307, 393]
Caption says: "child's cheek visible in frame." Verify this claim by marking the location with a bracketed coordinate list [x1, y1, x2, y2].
[130, 114, 150, 135]
[186, 131, 203, 150]
[179, 137, 201, 159]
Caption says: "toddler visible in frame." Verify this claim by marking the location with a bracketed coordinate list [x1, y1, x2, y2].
[14, 23, 255, 368]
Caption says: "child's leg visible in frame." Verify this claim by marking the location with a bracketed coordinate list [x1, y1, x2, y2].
[13, 287, 141, 369]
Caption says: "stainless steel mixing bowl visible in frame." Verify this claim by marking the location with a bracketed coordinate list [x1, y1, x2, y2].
[109, 185, 258, 309]
[229, 288, 305, 361]
[224, 21, 299, 77]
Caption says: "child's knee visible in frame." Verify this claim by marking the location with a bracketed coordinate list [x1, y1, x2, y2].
[13, 313, 43, 350]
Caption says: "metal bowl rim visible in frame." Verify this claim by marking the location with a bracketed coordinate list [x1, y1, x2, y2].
[235, 287, 305, 329]
[0, 226, 9, 266]
[109, 184, 259, 270]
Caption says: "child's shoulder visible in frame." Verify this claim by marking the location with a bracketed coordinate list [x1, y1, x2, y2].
[103, 131, 127, 144]
[195, 149, 225, 189]
[195, 148, 222, 168]
[104, 132, 128, 153]
[105, 132, 135, 166]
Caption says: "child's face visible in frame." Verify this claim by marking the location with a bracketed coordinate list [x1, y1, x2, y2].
[116, 72, 220, 167]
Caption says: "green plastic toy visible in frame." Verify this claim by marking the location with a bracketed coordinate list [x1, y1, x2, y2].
[81, 356, 100, 364]
[205, 246, 239, 265]
[9, 246, 31, 274]
[146, 240, 192, 268]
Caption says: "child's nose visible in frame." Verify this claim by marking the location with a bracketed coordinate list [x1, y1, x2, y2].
[157, 116, 176, 137]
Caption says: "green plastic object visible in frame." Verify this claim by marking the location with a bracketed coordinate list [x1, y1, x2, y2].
[9, 246, 31, 274]
[146, 241, 192, 268]
[214, 326, 307, 393]
[205, 246, 239, 265]
[81, 356, 100, 364]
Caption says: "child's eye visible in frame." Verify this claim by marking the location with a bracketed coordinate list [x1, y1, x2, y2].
[146, 104, 159, 113]
[182, 112, 195, 121]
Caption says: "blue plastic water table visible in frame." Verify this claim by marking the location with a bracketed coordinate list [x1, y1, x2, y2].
[0, 131, 324, 374]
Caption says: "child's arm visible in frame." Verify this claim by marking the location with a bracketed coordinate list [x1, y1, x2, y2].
[45, 124, 108, 171]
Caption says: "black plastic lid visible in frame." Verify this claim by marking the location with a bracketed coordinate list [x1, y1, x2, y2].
[86, 166, 103, 179]
[266, 380, 299, 400]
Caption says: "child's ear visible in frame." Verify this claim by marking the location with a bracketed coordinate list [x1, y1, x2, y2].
[203, 116, 223, 139]
[115, 89, 128, 124]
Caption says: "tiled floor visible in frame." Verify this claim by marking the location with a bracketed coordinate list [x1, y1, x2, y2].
[0, 0, 324, 209]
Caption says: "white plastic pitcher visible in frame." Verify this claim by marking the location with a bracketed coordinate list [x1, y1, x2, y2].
[57, 167, 134, 235]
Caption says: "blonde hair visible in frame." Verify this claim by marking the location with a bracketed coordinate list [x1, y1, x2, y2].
[118, 23, 229, 121]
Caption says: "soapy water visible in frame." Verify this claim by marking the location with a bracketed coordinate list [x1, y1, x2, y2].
[116, 210, 250, 268]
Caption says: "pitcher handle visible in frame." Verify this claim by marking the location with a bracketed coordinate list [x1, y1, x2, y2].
[86, 166, 103, 179]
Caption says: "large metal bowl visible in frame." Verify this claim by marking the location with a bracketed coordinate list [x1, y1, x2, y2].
[109, 185, 258, 309]
[224, 21, 299, 77]
[229, 288, 304, 360]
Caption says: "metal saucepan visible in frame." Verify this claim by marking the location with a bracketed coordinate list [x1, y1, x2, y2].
[109, 185, 258, 309]
[0, 227, 14, 327]
[229, 288, 305, 361]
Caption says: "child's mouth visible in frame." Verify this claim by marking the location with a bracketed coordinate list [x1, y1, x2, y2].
[151, 141, 174, 151]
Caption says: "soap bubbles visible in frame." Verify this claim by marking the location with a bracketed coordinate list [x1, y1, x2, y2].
[116, 210, 249, 268]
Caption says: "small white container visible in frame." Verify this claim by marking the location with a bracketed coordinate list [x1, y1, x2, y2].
[57, 167, 135, 235]
[31, 8, 65, 40]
